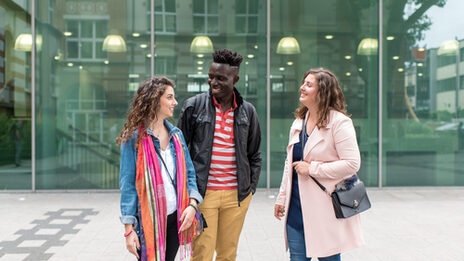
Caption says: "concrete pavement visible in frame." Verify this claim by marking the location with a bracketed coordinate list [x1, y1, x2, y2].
[0, 188, 463, 261]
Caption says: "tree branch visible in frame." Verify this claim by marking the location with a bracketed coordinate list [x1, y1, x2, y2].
[405, 0, 440, 29]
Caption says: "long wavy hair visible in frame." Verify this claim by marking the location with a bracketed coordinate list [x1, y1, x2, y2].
[294, 68, 348, 128]
[116, 76, 175, 145]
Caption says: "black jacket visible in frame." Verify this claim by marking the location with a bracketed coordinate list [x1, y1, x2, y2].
[178, 88, 262, 203]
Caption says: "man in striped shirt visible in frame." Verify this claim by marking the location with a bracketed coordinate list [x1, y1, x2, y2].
[178, 49, 262, 261]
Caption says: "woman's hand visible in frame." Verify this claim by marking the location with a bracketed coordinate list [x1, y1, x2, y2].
[274, 204, 285, 220]
[292, 161, 310, 176]
[179, 205, 196, 232]
[125, 230, 140, 259]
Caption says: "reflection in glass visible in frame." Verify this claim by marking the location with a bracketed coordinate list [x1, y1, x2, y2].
[383, 0, 464, 186]
[35, 0, 150, 189]
[0, 0, 32, 189]
[271, 0, 379, 187]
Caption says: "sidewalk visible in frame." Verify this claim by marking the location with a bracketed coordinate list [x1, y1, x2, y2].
[0, 188, 463, 261]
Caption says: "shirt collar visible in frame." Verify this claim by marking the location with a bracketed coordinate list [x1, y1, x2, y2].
[212, 91, 237, 110]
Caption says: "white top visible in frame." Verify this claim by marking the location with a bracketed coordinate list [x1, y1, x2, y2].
[159, 145, 177, 215]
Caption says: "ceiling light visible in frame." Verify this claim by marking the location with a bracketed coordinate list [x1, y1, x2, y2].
[392, 56, 399, 60]
[247, 54, 254, 59]
[279, 67, 285, 71]
[398, 68, 404, 72]
[63, 32, 73, 37]
[386, 36, 395, 41]
[344, 55, 352, 60]
[190, 36, 214, 53]
[357, 38, 378, 55]
[325, 35, 333, 40]
[140, 44, 148, 48]
[287, 61, 293, 66]
[276, 37, 301, 54]
[132, 33, 140, 37]
[102, 34, 127, 52]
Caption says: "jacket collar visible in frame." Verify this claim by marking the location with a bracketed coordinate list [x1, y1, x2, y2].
[208, 87, 244, 108]
[147, 119, 178, 137]
[288, 110, 336, 158]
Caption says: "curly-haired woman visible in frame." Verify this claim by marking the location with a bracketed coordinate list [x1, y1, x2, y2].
[118, 76, 203, 261]
[274, 69, 364, 261]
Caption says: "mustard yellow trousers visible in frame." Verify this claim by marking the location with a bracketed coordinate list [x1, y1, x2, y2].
[192, 189, 252, 261]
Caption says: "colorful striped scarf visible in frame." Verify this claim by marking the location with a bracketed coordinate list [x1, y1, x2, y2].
[135, 127, 201, 261]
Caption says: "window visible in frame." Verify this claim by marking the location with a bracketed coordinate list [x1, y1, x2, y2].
[235, 0, 258, 35]
[65, 18, 108, 61]
[155, 0, 176, 34]
[193, 0, 219, 35]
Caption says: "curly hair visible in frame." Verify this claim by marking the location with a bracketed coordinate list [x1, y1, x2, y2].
[116, 76, 175, 145]
[294, 68, 348, 128]
[212, 49, 243, 67]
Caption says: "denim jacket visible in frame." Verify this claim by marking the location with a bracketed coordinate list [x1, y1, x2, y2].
[119, 120, 203, 231]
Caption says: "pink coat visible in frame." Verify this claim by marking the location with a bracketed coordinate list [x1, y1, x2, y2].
[275, 110, 364, 257]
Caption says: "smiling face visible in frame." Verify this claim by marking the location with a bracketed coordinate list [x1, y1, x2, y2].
[157, 85, 177, 120]
[299, 73, 319, 108]
[208, 62, 239, 101]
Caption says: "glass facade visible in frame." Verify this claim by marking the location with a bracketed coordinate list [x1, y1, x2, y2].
[0, 0, 463, 190]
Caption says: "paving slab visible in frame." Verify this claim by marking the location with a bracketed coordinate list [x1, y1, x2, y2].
[0, 188, 463, 260]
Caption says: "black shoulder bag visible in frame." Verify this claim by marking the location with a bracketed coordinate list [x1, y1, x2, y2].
[301, 117, 371, 219]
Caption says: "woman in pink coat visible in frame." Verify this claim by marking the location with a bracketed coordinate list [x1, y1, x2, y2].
[274, 68, 364, 260]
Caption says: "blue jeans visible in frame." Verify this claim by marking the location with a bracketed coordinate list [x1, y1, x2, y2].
[286, 223, 341, 261]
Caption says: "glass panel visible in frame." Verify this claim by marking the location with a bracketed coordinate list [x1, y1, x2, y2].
[193, 0, 205, 13]
[165, 0, 175, 13]
[0, 0, 32, 190]
[35, 1, 150, 189]
[207, 17, 218, 34]
[67, 41, 78, 59]
[95, 21, 107, 39]
[208, 0, 218, 14]
[66, 20, 78, 37]
[270, 0, 379, 187]
[236, 0, 246, 14]
[165, 15, 176, 32]
[81, 42, 92, 59]
[81, 21, 92, 38]
[383, 0, 464, 186]
[236, 17, 246, 34]
[249, 0, 258, 13]
[248, 16, 257, 34]
[158, 0, 267, 187]
[154, 0, 162, 12]
[155, 15, 163, 31]
[95, 41, 106, 59]
[193, 16, 204, 34]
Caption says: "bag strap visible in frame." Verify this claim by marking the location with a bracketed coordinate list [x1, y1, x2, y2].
[153, 142, 177, 193]
[301, 116, 330, 196]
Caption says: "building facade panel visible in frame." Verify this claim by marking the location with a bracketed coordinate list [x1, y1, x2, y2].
[0, 0, 463, 190]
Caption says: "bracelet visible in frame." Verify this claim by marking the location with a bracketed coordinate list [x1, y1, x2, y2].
[124, 230, 133, 237]
[189, 203, 199, 212]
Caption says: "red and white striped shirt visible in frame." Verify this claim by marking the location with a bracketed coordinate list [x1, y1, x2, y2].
[207, 95, 238, 190]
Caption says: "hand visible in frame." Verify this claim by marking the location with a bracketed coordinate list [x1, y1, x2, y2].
[292, 161, 310, 176]
[179, 206, 196, 232]
[274, 204, 285, 220]
[125, 231, 140, 259]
